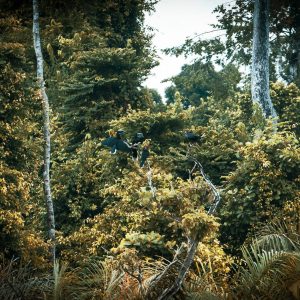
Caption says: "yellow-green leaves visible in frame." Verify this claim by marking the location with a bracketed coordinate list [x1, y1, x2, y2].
[181, 209, 219, 240]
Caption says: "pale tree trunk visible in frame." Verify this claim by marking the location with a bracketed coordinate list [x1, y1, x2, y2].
[251, 0, 277, 119]
[32, 0, 56, 262]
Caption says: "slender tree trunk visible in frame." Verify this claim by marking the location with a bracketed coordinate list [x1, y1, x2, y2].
[158, 237, 198, 300]
[251, 0, 277, 119]
[32, 0, 56, 263]
[158, 160, 220, 300]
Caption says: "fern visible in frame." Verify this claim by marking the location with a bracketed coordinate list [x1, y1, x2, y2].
[0, 258, 51, 300]
[233, 238, 300, 299]
[71, 260, 124, 300]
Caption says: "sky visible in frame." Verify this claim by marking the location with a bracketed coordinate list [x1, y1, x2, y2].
[143, 0, 226, 99]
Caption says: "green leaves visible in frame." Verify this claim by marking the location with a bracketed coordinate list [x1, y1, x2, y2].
[165, 62, 241, 107]
[220, 130, 300, 252]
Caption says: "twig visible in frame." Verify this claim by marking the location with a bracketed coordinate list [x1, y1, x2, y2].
[122, 265, 145, 298]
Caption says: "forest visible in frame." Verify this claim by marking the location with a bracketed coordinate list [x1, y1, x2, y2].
[0, 0, 300, 299]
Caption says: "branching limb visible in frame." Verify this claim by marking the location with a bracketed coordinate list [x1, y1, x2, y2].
[192, 159, 221, 215]
[156, 156, 221, 299]
[158, 237, 199, 300]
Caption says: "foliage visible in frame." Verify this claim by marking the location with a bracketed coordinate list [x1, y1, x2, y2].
[38, 0, 158, 147]
[59, 163, 217, 263]
[271, 82, 300, 136]
[231, 214, 300, 300]
[166, 0, 300, 85]
[165, 62, 241, 106]
[1, 0, 300, 299]
[0, 14, 47, 265]
[220, 129, 300, 253]
[0, 259, 51, 300]
[233, 240, 300, 299]
[69, 259, 124, 300]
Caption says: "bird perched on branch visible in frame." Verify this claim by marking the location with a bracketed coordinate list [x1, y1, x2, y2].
[140, 139, 151, 167]
[184, 131, 200, 142]
[102, 129, 131, 154]
[131, 132, 145, 160]
[132, 132, 145, 145]
[102, 130, 150, 167]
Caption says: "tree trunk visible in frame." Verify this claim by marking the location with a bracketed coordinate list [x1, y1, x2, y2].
[158, 237, 198, 300]
[158, 160, 220, 300]
[251, 0, 277, 119]
[32, 0, 56, 263]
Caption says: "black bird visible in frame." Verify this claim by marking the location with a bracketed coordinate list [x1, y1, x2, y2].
[132, 132, 145, 144]
[102, 130, 131, 154]
[114, 139, 131, 154]
[184, 131, 200, 142]
[102, 130, 150, 167]
[131, 132, 145, 160]
[102, 136, 118, 147]
[116, 130, 126, 138]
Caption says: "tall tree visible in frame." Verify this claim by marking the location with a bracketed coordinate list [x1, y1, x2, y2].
[165, 61, 241, 107]
[32, 0, 55, 262]
[167, 1, 300, 86]
[40, 0, 158, 148]
[214, 0, 300, 84]
[251, 0, 277, 119]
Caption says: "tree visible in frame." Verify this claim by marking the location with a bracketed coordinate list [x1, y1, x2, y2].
[32, 0, 55, 262]
[215, 0, 300, 85]
[0, 10, 48, 265]
[232, 218, 300, 299]
[166, 0, 300, 87]
[220, 130, 300, 253]
[165, 61, 241, 107]
[142, 87, 163, 106]
[251, 0, 277, 119]
[39, 0, 158, 148]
